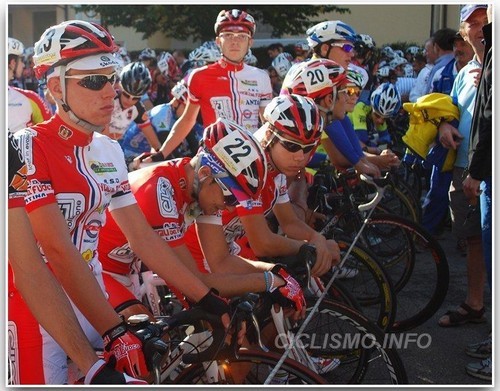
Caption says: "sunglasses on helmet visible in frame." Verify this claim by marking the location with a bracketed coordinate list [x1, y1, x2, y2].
[270, 128, 318, 154]
[65, 72, 117, 91]
[329, 42, 355, 53]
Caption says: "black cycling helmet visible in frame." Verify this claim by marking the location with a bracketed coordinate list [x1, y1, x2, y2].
[120, 61, 152, 97]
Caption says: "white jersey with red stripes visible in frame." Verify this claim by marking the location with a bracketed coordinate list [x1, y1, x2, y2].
[188, 59, 273, 132]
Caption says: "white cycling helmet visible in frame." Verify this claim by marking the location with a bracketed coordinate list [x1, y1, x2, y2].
[357, 34, 375, 49]
[381, 46, 395, 59]
[403, 63, 415, 78]
[394, 49, 404, 58]
[9, 37, 25, 57]
[389, 56, 408, 69]
[243, 49, 258, 66]
[370, 82, 402, 118]
[406, 45, 421, 56]
[189, 45, 220, 65]
[139, 47, 156, 61]
[376, 65, 392, 78]
[347, 64, 369, 89]
[306, 20, 357, 49]
[272, 52, 293, 79]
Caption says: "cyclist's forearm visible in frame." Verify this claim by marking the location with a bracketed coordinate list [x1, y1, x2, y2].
[8, 208, 100, 374]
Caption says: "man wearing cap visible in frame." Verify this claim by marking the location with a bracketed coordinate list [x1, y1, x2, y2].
[139, 9, 272, 165]
[436, 5, 489, 330]
[12, 19, 233, 384]
[461, 4, 492, 381]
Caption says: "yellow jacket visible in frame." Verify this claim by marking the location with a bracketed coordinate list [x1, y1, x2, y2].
[402, 93, 459, 171]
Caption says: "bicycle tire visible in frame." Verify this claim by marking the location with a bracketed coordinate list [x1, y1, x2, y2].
[326, 238, 397, 332]
[172, 349, 327, 384]
[361, 214, 449, 332]
[295, 298, 408, 384]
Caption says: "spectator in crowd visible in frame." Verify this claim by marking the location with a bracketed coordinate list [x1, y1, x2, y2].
[436, 4, 488, 330]
[409, 38, 437, 102]
[425, 28, 457, 94]
[462, 4, 492, 381]
[267, 42, 284, 59]
[172, 49, 192, 76]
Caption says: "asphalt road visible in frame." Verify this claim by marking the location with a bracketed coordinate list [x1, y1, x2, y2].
[396, 227, 492, 385]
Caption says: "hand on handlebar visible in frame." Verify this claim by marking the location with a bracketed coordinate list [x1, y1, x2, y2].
[270, 265, 306, 319]
[102, 321, 149, 378]
[308, 233, 336, 277]
[84, 359, 148, 385]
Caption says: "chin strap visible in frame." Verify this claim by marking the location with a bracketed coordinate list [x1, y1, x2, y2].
[317, 104, 335, 126]
[58, 64, 106, 133]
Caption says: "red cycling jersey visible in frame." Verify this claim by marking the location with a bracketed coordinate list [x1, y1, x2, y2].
[188, 59, 273, 132]
[185, 165, 289, 262]
[99, 158, 217, 276]
[11, 115, 135, 384]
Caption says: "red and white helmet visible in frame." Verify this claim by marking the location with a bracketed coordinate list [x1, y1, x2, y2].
[263, 94, 323, 145]
[201, 118, 267, 206]
[214, 9, 256, 37]
[33, 20, 116, 79]
[157, 51, 180, 80]
[170, 79, 189, 103]
[281, 58, 346, 100]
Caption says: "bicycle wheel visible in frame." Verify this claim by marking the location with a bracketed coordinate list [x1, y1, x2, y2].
[361, 214, 449, 332]
[173, 349, 327, 384]
[324, 239, 397, 332]
[295, 298, 408, 384]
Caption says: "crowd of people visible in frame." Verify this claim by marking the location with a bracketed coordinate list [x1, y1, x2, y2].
[7, 4, 492, 385]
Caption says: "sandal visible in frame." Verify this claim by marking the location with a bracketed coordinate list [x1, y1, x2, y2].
[438, 302, 486, 327]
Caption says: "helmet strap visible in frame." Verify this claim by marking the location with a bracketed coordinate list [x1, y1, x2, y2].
[58, 65, 106, 133]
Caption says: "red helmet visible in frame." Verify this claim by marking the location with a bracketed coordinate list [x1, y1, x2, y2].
[263, 94, 323, 145]
[281, 58, 346, 100]
[157, 51, 181, 80]
[33, 20, 116, 79]
[214, 9, 256, 37]
[201, 118, 267, 206]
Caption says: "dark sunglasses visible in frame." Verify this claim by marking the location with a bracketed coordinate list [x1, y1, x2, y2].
[270, 129, 317, 153]
[122, 91, 142, 101]
[330, 42, 355, 53]
[65, 72, 116, 91]
[214, 178, 240, 207]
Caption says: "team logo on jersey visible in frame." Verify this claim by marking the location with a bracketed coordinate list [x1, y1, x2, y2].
[8, 322, 19, 385]
[57, 193, 85, 230]
[82, 249, 95, 263]
[241, 80, 258, 87]
[127, 109, 133, 120]
[157, 177, 178, 218]
[178, 177, 187, 190]
[58, 125, 73, 140]
[90, 161, 117, 174]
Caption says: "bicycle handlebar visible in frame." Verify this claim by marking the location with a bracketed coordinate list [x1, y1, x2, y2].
[357, 173, 389, 212]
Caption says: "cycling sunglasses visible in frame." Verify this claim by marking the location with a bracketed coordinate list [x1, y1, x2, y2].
[343, 87, 361, 97]
[270, 128, 318, 153]
[329, 42, 355, 53]
[214, 178, 239, 207]
[65, 72, 117, 91]
[122, 91, 142, 101]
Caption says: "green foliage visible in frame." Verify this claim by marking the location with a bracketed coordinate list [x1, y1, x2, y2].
[75, 5, 350, 42]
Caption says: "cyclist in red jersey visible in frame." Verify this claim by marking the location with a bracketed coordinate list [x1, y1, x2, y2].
[12, 20, 233, 384]
[7, 134, 145, 385]
[185, 94, 341, 278]
[99, 119, 306, 319]
[137, 9, 273, 167]
[8, 37, 51, 133]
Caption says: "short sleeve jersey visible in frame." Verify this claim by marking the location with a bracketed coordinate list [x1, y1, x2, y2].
[185, 166, 289, 261]
[188, 60, 273, 132]
[107, 92, 151, 138]
[8, 86, 52, 133]
[98, 158, 197, 275]
[16, 115, 136, 269]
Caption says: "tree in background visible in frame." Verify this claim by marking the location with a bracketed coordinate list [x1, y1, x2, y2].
[76, 5, 350, 42]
